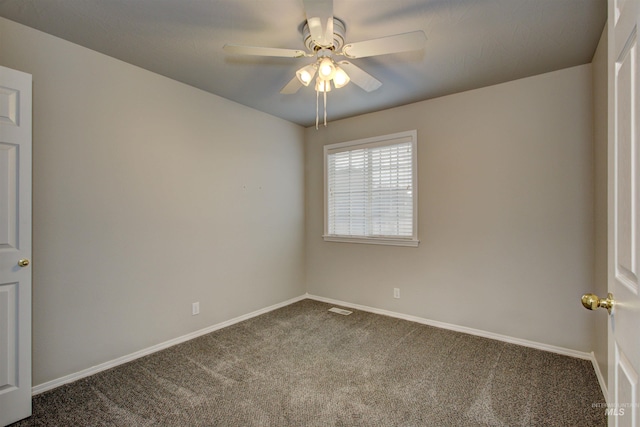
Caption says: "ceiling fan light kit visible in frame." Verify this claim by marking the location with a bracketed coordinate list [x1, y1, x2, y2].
[223, 0, 426, 128]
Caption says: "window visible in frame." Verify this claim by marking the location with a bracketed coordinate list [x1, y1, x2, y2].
[324, 130, 418, 247]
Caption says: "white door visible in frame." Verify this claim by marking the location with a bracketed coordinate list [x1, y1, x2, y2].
[0, 66, 32, 425]
[608, 0, 640, 425]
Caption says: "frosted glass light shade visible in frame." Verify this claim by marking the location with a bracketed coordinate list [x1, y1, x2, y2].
[296, 64, 317, 86]
[315, 78, 332, 92]
[333, 67, 350, 88]
[318, 58, 336, 80]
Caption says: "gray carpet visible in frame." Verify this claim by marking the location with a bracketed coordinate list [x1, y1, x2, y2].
[13, 299, 606, 426]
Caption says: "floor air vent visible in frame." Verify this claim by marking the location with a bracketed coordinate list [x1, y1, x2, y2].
[328, 307, 352, 315]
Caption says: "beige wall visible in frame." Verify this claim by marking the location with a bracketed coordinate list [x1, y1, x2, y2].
[305, 65, 595, 351]
[592, 25, 609, 386]
[1, 15, 605, 389]
[0, 17, 305, 386]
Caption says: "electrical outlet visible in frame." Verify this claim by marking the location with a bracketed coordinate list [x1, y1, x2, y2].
[192, 302, 200, 315]
[393, 288, 400, 299]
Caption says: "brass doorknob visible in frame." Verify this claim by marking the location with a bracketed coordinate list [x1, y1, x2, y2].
[18, 259, 30, 267]
[581, 293, 614, 314]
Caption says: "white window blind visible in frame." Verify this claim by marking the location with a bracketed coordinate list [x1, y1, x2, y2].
[324, 130, 418, 247]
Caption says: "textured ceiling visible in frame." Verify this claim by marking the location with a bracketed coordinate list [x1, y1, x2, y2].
[0, 0, 607, 127]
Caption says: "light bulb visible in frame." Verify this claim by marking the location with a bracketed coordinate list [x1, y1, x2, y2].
[315, 78, 331, 92]
[300, 70, 311, 84]
[318, 58, 335, 80]
[295, 64, 317, 87]
[333, 67, 350, 88]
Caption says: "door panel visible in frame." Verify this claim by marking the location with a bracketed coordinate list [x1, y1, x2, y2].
[0, 86, 20, 126]
[614, 29, 637, 294]
[609, 0, 640, 426]
[0, 143, 18, 250]
[614, 345, 637, 426]
[0, 66, 32, 426]
[0, 282, 17, 391]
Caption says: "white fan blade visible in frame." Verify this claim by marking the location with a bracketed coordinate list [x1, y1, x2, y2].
[223, 44, 307, 58]
[302, 0, 333, 47]
[280, 76, 303, 94]
[337, 61, 382, 92]
[341, 31, 427, 59]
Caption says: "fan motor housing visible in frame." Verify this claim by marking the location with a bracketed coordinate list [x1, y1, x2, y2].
[302, 17, 346, 51]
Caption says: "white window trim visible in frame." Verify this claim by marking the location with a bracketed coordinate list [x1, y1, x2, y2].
[323, 130, 419, 247]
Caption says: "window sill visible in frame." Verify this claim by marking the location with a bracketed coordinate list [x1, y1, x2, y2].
[322, 235, 419, 247]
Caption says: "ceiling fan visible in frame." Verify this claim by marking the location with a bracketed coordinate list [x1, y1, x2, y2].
[223, 0, 427, 127]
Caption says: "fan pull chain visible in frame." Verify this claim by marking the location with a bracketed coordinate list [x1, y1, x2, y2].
[314, 80, 329, 130]
[323, 90, 327, 127]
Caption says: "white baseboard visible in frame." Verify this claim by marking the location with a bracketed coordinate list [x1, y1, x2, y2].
[31, 294, 308, 395]
[33, 293, 603, 397]
[306, 293, 593, 361]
